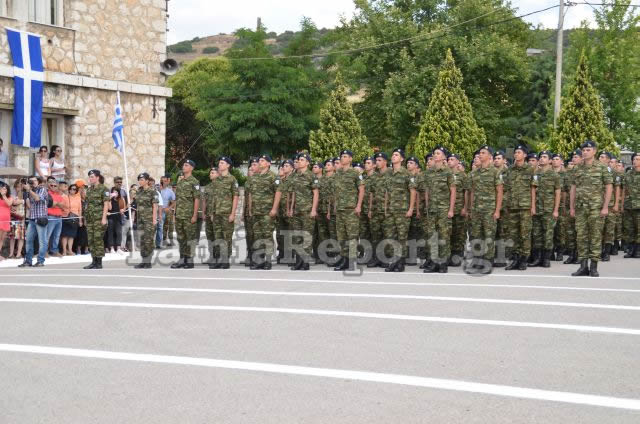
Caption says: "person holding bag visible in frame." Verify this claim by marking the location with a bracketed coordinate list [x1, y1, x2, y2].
[19, 176, 49, 267]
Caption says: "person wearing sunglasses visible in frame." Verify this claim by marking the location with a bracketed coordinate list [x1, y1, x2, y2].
[49, 145, 66, 182]
[34, 146, 50, 179]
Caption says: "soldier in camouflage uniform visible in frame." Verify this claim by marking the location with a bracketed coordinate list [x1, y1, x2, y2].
[332, 149, 365, 271]
[287, 153, 319, 270]
[563, 150, 582, 264]
[133, 173, 159, 268]
[423, 147, 455, 273]
[598, 151, 618, 261]
[171, 160, 200, 269]
[202, 167, 218, 264]
[366, 152, 390, 268]
[447, 153, 468, 266]
[360, 156, 375, 264]
[570, 140, 613, 277]
[468, 145, 504, 274]
[503, 145, 536, 271]
[551, 153, 566, 261]
[275, 160, 294, 264]
[315, 159, 335, 265]
[242, 158, 258, 266]
[531, 151, 561, 268]
[83, 169, 110, 269]
[493, 150, 509, 267]
[383, 148, 417, 273]
[623, 153, 640, 258]
[612, 160, 625, 255]
[209, 156, 239, 269]
[311, 161, 324, 263]
[406, 156, 423, 265]
[419, 153, 434, 268]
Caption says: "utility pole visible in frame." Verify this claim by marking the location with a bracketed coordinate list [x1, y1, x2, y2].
[553, 0, 564, 128]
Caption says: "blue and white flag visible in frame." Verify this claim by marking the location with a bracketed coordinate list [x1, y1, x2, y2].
[6, 28, 44, 149]
[112, 91, 124, 154]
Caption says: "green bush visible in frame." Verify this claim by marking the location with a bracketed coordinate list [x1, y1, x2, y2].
[202, 46, 220, 54]
[168, 41, 193, 53]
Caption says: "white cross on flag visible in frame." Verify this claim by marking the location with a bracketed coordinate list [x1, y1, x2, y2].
[6, 28, 44, 149]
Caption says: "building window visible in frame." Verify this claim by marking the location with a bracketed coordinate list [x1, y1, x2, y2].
[29, 0, 60, 26]
[0, 0, 14, 18]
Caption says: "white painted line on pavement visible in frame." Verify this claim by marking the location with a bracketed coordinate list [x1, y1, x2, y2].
[2, 280, 640, 294]
[1, 343, 639, 410]
[1, 285, 638, 311]
[1, 298, 639, 335]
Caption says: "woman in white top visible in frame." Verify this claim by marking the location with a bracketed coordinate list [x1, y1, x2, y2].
[34, 145, 50, 178]
[49, 144, 66, 182]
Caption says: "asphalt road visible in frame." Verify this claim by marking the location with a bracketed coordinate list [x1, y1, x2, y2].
[1, 254, 639, 423]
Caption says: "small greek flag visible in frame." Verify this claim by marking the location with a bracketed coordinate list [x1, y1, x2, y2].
[112, 91, 124, 154]
[6, 28, 44, 149]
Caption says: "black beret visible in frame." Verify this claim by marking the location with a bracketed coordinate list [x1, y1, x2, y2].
[247, 157, 258, 166]
[363, 156, 374, 163]
[493, 150, 505, 158]
[424, 153, 433, 161]
[218, 156, 233, 166]
[297, 153, 312, 163]
[333, 157, 340, 163]
[432, 145, 448, 155]
[374, 152, 388, 161]
[259, 154, 272, 162]
[631, 152, 638, 162]
[581, 140, 597, 149]
[340, 149, 353, 157]
[572, 149, 582, 157]
[184, 159, 196, 168]
[538, 150, 552, 158]
[137, 172, 150, 180]
[283, 159, 294, 167]
[353, 162, 363, 169]
[598, 151, 612, 160]
[551, 153, 563, 160]
[406, 156, 420, 166]
[392, 148, 406, 158]
[527, 152, 538, 160]
[514, 144, 528, 154]
[448, 153, 460, 160]
[88, 169, 101, 177]
[478, 145, 494, 155]
[323, 158, 334, 166]
[312, 161, 324, 168]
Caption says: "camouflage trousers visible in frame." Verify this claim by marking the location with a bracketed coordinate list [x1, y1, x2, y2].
[624, 209, 640, 243]
[291, 213, 315, 259]
[451, 213, 467, 253]
[244, 215, 254, 259]
[554, 213, 567, 250]
[383, 213, 410, 258]
[86, 218, 106, 258]
[276, 215, 290, 260]
[575, 207, 604, 261]
[251, 214, 276, 259]
[470, 210, 497, 261]
[420, 213, 434, 260]
[496, 210, 511, 259]
[564, 215, 577, 250]
[532, 212, 557, 250]
[408, 214, 424, 259]
[205, 217, 217, 258]
[613, 211, 623, 242]
[359, 213, 372, 245]
[506, 209, 532, 258]
[602, 213, 616, 245]
[175, 218, 197, 258]
[212, 214, 235, 260]
[162, 211, 175, 242]
[370, 211, 386, 258]
[139, 219, 156, 259]
[336, 209, 360, 259]
[425, 209, 452, 263]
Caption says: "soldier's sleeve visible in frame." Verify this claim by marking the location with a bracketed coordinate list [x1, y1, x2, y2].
[101, 186, 110, 203]
[614, 173, 622, 187]
[446, 170, 454, 188]
[495, 168, 504, 187]
[357, 172, 365, 187]
[602, 165, 614, 185]
[231, 177, 240, 196]
[152, 191, 159, 204]
[312, 176, 320, 190]
[408, 174, 418, 190]
[531, 169, 539, 188]
[553, 172, 561, 190]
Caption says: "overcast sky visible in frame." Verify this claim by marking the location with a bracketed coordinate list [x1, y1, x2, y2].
[167, 0, 597, 44]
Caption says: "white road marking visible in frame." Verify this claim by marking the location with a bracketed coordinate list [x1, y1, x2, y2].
[1, 343, 639, 411]
[1, 285, 638, 311]
[1, 298, 639, 335]
[2, 279, 639, 294]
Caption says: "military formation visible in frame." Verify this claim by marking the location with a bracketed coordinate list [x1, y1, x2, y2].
[76, 140, 640, 275]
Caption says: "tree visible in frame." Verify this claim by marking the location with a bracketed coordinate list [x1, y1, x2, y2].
[551, 52, 617, 158]
[202, 46, 220, 54]
[409, 49, 486, 161]
[566, 1, 640, 151]
[309, 73, 371, 161]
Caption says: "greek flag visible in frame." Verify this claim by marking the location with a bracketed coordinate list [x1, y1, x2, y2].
[112, 91, 124, 154]
[6, 28, 44, 149]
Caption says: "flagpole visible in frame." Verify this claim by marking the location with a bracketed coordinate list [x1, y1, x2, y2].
[117, 91, 136, 253]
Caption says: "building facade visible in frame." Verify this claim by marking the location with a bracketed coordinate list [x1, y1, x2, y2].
[0, 0, 171, 183]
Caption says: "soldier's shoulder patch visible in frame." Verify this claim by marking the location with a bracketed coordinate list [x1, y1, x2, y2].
[104, 191, 110, 196]
[453, 174, 457, 181]
[313, 179, 319, 184]
[194, 185, 200, 191]
[235, 181, 239, 188]
[275, 179, 280, 185]
[533, 175, 538, 181]
[358, 175, 363, 180]
[410, 177, 415, 183]
[607, 166, 612, 173]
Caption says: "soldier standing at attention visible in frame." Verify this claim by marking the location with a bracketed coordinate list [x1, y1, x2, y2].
[570, 140, 613, 277]
[384, 148, 417, 273]
[406, 156, 422, 266]
[171, 160, 200, 269]
[245, 154, 276, 269]
[274, 160, 294, 264]
[598, 151, 620, 261]
[134, 173, 158, 268]
[447, 153, 468, 267]
[623, 153, 640, 258]
[367, 152, 390, 268]
[418, 153, 433, 269]
[209, 156, 239, 269]
[504, 145, 536, 271]
[531, 151, 561, 268]
[287, 153, 319, 270]
[311, 161, 325, 264]
[493, 150, 509, 267]
[83, 170, 110, 269]
[469, 145, 503, 274]
[563, 150, 582, 265]
[202, 167, 218, 264]
[243, 158, 258, 267]
[423, 147, 455, 273]
[332, 150, 365, 271]
[360, 156, 376, 264]
[610, 158, 624, 255]
[315, 159, 334, 265]
[551, 153, 566, 261]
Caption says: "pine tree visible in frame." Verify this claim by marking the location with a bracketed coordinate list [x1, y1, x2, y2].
[309, 73, 371, 161]
[409, 49, 486, 162]
[551, 52, 617, 158]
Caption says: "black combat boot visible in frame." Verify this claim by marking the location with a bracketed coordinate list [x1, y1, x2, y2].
[83, 257, 97, 269]
[589, 260, 599, 277]
[94, 257, 103, 269]
[134, 258, 147, 269]
[493, 248, 507, 268]
[529, 249, 542, 267]
[393, 257, 405, 272]
[601, 243, 612, 262]
[438, 261, 448, 274]
[517, 256, 528, 270]
[554, 247, 564, 261]
[422, 260, 438, 273]
[611, 240, 619, 256]
[563, 249, 575, 264]
[183, 257, 194, 269]
[571, 259, 589, 276]
[385, 258, 398, 272]
[527, 249, 537, 265]
[171, 256, 186, 269]
[250, 254, 265, 270]
[505, 254, 520, 271]
[448, 252, 462, 267]
[333, 257, 346, 271]
[631, 243, 640, 258]
[541, 249, 551, 268]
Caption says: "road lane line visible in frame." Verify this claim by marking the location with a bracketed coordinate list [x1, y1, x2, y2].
[1, 298, 639, 335]
[1, 343, 639, 410]
[2, 280, 640, 294]
[1, 286, 639, 311]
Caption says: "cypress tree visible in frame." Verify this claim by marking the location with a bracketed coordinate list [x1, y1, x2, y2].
[409, 49, 486, 162]
[551, 52, 617, 157]
[309, 73, 371, 161]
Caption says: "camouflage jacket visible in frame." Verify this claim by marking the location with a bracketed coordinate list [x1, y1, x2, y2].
[452, 170, 466, 214]
[246, 171, 276, 215]
[385, 167, 417, 214]
[317, 174, 333, 214]
[572, 161, 613, 210]
[535, 167, 561, 213]
[175, 175, 200, 220]
[85, 183, 109, 220]
[288, 170, 319, 214]
[624, 169, 640, 210]
[333, 168, 364, 211]
[136, 186, 159, 221]
[427, 165, 454, 212]
[504, 163, 536, 210]
[471, 165, 503, 212]
[211, 173, 239, 216]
